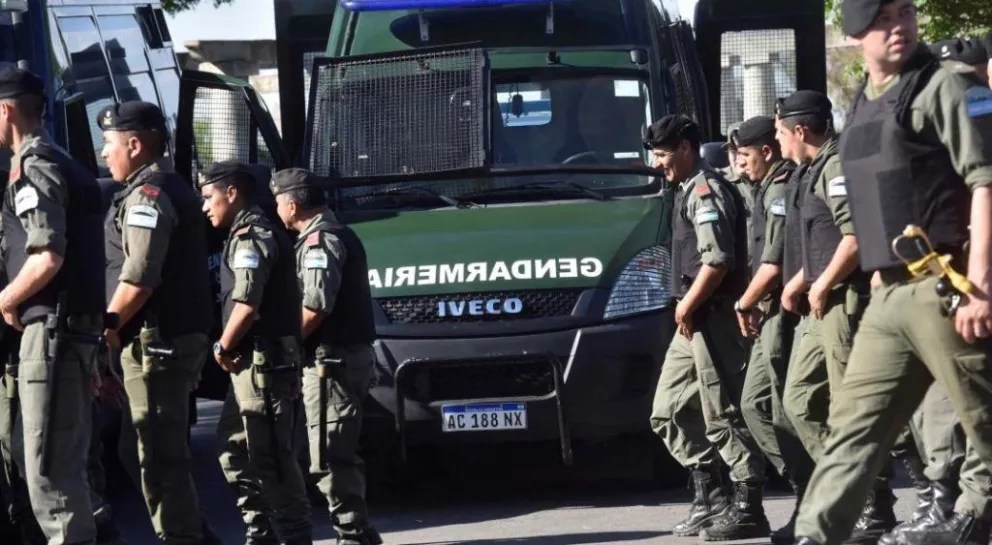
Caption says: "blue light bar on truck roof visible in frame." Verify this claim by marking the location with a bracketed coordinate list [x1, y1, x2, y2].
[342, 0, 557, 11]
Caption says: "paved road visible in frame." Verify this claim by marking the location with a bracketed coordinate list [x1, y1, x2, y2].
[109, 401, 918, 545]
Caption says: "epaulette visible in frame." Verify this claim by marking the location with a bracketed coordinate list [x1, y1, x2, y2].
[305, 231, 321, 247]
[233, 225, 252, 238]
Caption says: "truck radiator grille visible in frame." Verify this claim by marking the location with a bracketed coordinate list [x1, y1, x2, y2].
[398, 358, 556, 403]
[378, 289, 582, 324]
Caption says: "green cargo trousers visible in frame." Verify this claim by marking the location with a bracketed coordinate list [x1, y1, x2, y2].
[217, 361, 312, 542]
[741, 304, 812, 483]
[121, 334, 208, 545]
[302, 344, 374, 534]
[909, 382, 992, 518]
[783, 286, 863, 461]
[650, 302, 766, 482]
[795, 276, 992, 544]
[19, 321, 97, 544]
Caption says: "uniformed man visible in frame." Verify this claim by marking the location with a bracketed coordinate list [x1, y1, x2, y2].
[0, 66, 106, 545]
[98, 100, 217, 545]
[726, 115, 812, 544]
[720, 122, 756, 269]
[199, 162, 312, 545]
[793, 1, 992, 544]
[269, 168, 382, 545]
[877, 38, 992, 545]
[646, 114, 770, 540]
[775, 88, 899, 544]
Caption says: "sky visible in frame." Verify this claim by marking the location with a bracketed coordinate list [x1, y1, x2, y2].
[166, 0, 699, 51]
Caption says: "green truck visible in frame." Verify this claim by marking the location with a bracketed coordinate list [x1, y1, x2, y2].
[176, 0, 827, 466]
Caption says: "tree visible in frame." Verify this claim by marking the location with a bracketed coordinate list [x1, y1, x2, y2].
[161, 0, 235, 14]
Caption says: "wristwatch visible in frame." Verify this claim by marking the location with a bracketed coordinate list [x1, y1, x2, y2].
[734, 300, 751, 314]
[213, 341, 231, 358]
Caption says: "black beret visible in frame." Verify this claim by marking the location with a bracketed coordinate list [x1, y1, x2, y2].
[842, 0, 896, 37]
[0, 66, 45, 100]
[733, 116, 776, 148]
[269, 168, 318, 196]
[930, 38, 988, 66]
[197, 160, 255, 188]
[96, 101, 166, 133]
[776, 90, 833, 121]
[643, 115, 699, 150]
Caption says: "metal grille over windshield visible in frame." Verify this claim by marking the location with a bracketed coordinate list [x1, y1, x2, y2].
[307, 47, 487, 179]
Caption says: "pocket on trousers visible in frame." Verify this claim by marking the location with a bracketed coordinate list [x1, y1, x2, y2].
[953, 351, 992, 393]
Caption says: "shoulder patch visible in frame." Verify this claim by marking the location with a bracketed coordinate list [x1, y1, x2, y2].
[140, 184, 161, 198]
[233, 226, 252, 238]
[695, 206, 720, 225]
[305, 232, 321, 246]
[304, 248, 329, 269]
[126, 204, 159, 229]
[827, 176, 848, 198]
[14, 185, 39, 216]
[233, 248, 260, 269]
[770, 198, 786, 216]
[694, 178, 712, 197]
[966, 86, 992, 118]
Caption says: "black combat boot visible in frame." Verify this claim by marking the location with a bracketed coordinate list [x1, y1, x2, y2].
[244, 520, 279, 545]
[671, 465, 730, 537]
[337, 524, 383, 545]
[880, 478, 959, 545]
[843, 483, 897, 544]
[699, 481, 771, 541]
[771, 479, 807, 545]
[902, 513, 991, 545]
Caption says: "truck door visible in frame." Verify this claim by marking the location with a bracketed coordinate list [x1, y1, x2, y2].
[173, 70, 290, 400]
[693, 0, 826, 140]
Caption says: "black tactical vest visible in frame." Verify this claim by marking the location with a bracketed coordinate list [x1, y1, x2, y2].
[105, 164, 214, 343]
[299, 218, 376, 359]
[799, 145, 844, 282]
[841, 49, 971, 271]
[670, 171, 749, 299]
[751, 162, 794, 277]
[219, 208, 301, 353]
[782, 164, 809, 282]
[3, 141, 105, 324]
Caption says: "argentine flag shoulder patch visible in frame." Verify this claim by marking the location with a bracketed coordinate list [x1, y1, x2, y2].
[304, 249, 328, 270]
[827, 176, 847, 198]
[126, 204, 159, 229]
[966, 86, 992, 118]
[233, 248, 260, 270]
[770, 198, 786, 216]
[695, 207, 719, 225]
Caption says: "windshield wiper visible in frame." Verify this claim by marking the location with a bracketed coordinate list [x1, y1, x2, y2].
[462, 180, 610, 202]
[361, 185, 465, 207]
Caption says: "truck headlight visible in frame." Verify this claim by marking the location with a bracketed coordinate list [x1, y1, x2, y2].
[603, 245, 673, 319]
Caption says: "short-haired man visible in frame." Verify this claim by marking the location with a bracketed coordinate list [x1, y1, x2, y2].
[729, 116, 813, 544]
[0, 66, 106, 545]
[199, 162, 313, 545]
[270, 168, 382, 545]
[645, 114, 770, 540]
[100, 100, 218, 545]
[792, 1, 992, 544]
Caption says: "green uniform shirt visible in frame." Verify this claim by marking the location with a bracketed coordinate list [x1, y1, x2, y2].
[294, 210, 347, 314]
[680, 167, 740, 269]
[112, 159, 179, 288]
[8, 133, 68, 256]
[226, 207, 278, 307]
[757, 160, 792, 266]
[865, 60, 992, 190]
[808, 137, 855, 236]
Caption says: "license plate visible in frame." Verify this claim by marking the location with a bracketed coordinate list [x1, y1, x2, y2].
[441, 402, 527, 432]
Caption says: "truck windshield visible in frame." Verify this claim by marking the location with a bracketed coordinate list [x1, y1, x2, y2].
[338, 71, 659, 211]
[0, 12, 17, 68]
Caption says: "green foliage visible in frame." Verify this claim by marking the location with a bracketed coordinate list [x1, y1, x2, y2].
[825, 0, 991, 42]
[161, 0, 235, 14]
